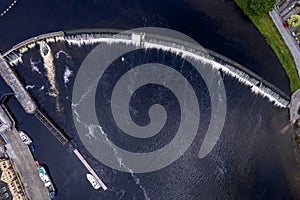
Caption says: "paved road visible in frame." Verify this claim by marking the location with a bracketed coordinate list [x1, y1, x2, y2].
[270, 9, 300, 122]
[270, 10, 300, 78]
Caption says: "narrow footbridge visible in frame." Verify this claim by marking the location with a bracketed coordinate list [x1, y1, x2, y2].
[34, 109, 69, 145]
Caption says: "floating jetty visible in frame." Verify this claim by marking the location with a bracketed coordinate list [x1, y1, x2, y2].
[73, 149, 108, 191]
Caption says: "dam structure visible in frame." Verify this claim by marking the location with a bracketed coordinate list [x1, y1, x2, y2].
[0, 54, 69, 145]
[0, 32, 69, 145]
[2, 31, 65, 66]
[2, 29, 290, 108]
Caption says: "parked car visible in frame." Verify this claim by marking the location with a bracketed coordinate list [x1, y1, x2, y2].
[288, 4, 295, 11]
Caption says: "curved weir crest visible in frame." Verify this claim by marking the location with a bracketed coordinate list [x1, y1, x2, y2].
[64, 33, 290, 108]
[2, 30, 290, 108]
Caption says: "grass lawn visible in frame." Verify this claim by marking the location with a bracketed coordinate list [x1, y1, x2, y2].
[235, 0, 300, 92]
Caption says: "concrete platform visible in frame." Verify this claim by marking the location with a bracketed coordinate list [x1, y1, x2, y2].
[0, 106, 12, 132]
[0, 56, 37, 114]
[5, 128, 50, 200]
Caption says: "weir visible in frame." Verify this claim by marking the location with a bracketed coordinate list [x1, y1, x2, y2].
[64, 29, 290, 108]
[2, 29, 291, 108]
[0, 55, 69, 145]
[2, 31, 65, 65]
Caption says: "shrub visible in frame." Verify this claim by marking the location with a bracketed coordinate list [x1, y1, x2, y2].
[239, 0, 276, 15]
[288, 15, 300, 27]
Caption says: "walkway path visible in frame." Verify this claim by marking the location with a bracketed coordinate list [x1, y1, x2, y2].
[0, 103, 50, 199]
[0, 56, 37, 114]
[269, 10, 300, 78]
[290, 89, 300, 122]
[5, 128, 50, 200]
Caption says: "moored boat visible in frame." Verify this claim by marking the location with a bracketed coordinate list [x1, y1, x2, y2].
[18, 130, 32, 145]
[36, 162, 55, 198]
[29, 143, 35, 152]
[86, 173, 101, 190]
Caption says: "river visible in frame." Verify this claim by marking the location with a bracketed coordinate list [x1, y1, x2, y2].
[0, 0, 299, 199]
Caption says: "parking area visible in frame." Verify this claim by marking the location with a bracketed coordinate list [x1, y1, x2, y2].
[276, 0, 300, 44]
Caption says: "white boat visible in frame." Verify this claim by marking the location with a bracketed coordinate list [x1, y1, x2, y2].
[18, 130, 32, 145]
[86, 173, 101, 190]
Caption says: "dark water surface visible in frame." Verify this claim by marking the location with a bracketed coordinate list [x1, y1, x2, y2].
[0, 0, 290, 93]
[0, 0, 299, 200]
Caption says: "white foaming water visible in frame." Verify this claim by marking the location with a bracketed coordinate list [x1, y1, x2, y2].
[6, 52, 23, 66]
[39, 41, 62, 111]
[7, 36, 65, 56]
[25, 85, 35, 90]
[90, 125, 150, 200]
[39, 41, 59, 97]
[55, 50, 72, 59]
[29, 58, 42, 74]
[65, 34, 289, 108]
[66, 34, 134, 46]
[72, 100, 150, 200]
[63, 66, 73, 85]
[19, 46, 28, 54]
[28, 43, 35, 49]
[4, 36, 66, 67]
[39, 86, 45, 91]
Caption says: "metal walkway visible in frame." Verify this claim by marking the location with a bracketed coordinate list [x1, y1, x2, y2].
[34, 109, 69, 145]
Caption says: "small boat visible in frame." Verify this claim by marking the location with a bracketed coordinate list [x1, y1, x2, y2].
[86, 173, 101, 190]
[29, 143, 35, 152]
[36, 162, 55, 198]
[18, 130, 32, 145]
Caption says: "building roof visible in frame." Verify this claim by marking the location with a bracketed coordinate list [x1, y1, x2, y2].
[0, 181, 12, 200]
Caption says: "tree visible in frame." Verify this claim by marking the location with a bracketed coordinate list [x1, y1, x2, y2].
[247, 0, 276, 15]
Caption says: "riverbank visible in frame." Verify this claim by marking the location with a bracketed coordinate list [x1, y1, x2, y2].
[235, 0, 300, 92]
